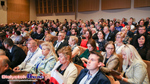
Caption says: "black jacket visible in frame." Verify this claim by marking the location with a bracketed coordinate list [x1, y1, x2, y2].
[53, 40, 68, 56]
[9, 45, 26, 68]
[73, 68, 110, 84]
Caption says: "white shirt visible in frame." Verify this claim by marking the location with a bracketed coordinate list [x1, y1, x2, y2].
[18, 47, 42, 72]
[79, 70, 99, 84]
[115, 44, 125, 54]
[105, 32, 109, 40]
[54, 40, 64, 50]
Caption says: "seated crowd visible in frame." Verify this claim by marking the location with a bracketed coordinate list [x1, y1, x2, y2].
[0, 17, 150, 84]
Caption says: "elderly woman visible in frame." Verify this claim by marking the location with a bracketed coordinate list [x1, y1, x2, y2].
[101, 41, 119, 74]
[114, 44, 149, 84]
[68, 36, 78, 51]
[30, 42, 57, 75]
[115, 32, 125, 55]
[121, 27, 130, 44]
[42, 46, 78, 84]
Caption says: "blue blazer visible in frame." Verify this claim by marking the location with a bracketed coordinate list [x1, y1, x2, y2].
[73, 68, 110, 84]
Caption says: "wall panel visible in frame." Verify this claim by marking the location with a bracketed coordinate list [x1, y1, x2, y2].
[78, 0, 99, 12]
[101, 0, 131, 10]
[134, 0, 150, 8]
[7, 0, 29, 23]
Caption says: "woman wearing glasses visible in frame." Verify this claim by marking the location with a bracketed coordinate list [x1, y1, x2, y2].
[101, 41, 119, 74]
[115, 32, 125, 55]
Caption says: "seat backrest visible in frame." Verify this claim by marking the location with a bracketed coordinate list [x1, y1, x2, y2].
[117, 54, 123, 72]
[143, 60, 150, 82]
[74, 64, 84, 75]
[106, 75, 115, 84]
[16, 44, 28, 55]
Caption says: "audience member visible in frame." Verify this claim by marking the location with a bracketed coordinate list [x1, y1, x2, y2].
[96, 30, 106, 51]
[30, 42, 57, 75]
[110, 25, 119, 36]
[115, 32, 125, 54]
[115, 22, 123, 32]
[42, 46, 78, 84]
[80, 30, 92, 48]
[10, 31, 22, 44]
[0, 55, 13, 84]
[101, 41, 119, 74]
[13, 40, 42, 72]
[133, 34, 150, 60]
[91, 28, 98, 40]
[126, 25, 134, 38]
[131, 26, 150, 47]
[103, 26, 115, 42]
[53, 31, 68, 56]
[73, 51, 111, 84]
[3, 38, 26, 68]
[114, 44, 149, 84]
[121, 27, 130, 44]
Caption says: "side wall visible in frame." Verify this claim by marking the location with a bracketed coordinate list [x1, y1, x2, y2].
[0, 0, 7, 24]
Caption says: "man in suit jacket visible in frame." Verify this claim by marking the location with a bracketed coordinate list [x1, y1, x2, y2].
[91, 28, 98, 40]
[126, 25, 134, 38]
[110, 25, 119, 37]
[3, 38, 26, 68]
[0, 55, 13, 84]
[53, 31, 68, 56]
[103, 26, 115, 42]
[73, 51, 110, 84]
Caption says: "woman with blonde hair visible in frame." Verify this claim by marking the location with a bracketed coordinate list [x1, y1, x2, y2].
[68, 36, 78, 51]
[115, 32, 125, 54]
[30, 42, 57, 75]
[114, 44, 149, 84]
[121, 27, 130, 44]
[42, 46, 78, 84]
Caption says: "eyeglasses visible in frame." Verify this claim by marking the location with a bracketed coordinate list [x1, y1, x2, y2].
[116, 37, 122, 38]
[106, 47, 114, 50]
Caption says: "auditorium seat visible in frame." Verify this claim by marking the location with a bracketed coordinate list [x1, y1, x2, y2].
[74, 64, 84, 75]
[143, 60, 150, 82]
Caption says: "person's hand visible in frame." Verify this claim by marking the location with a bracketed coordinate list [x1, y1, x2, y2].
[114, 75, 122, 80]
[13, 66, 21, 72]
[40, 71, 51, 81]
[114, 81, 120, 84]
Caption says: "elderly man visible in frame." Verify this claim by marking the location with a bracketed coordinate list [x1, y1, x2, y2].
[91, 28, 98, 40]
[3, 38, 26, 68]
[0, 55, 13, 84]
[13, 40, 42, 72]
[53, 31, 68, 56]
[103, 26, 115, 42]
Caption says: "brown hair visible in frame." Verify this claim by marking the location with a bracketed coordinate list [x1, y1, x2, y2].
[90, 51, 103, 62]
[87, 39, 97, 51]
[104, 41, 116, 52]
[57, 46, 72, 62]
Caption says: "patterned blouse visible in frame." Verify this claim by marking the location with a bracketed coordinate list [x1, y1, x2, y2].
[30, 55, 57, 75]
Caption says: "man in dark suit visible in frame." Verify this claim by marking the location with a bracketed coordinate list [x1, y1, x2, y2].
[110, 25, 119, 37]
[131, 26, 150, 47]
[3, 38, 26, 68]
[103, 26, 115, 42]
[91, 28, 98, 40]
[53, 31, 68, 56]
[0, 55, 13, 84]
[73, 51, 110, 84]
[126, 25, 134, 38]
